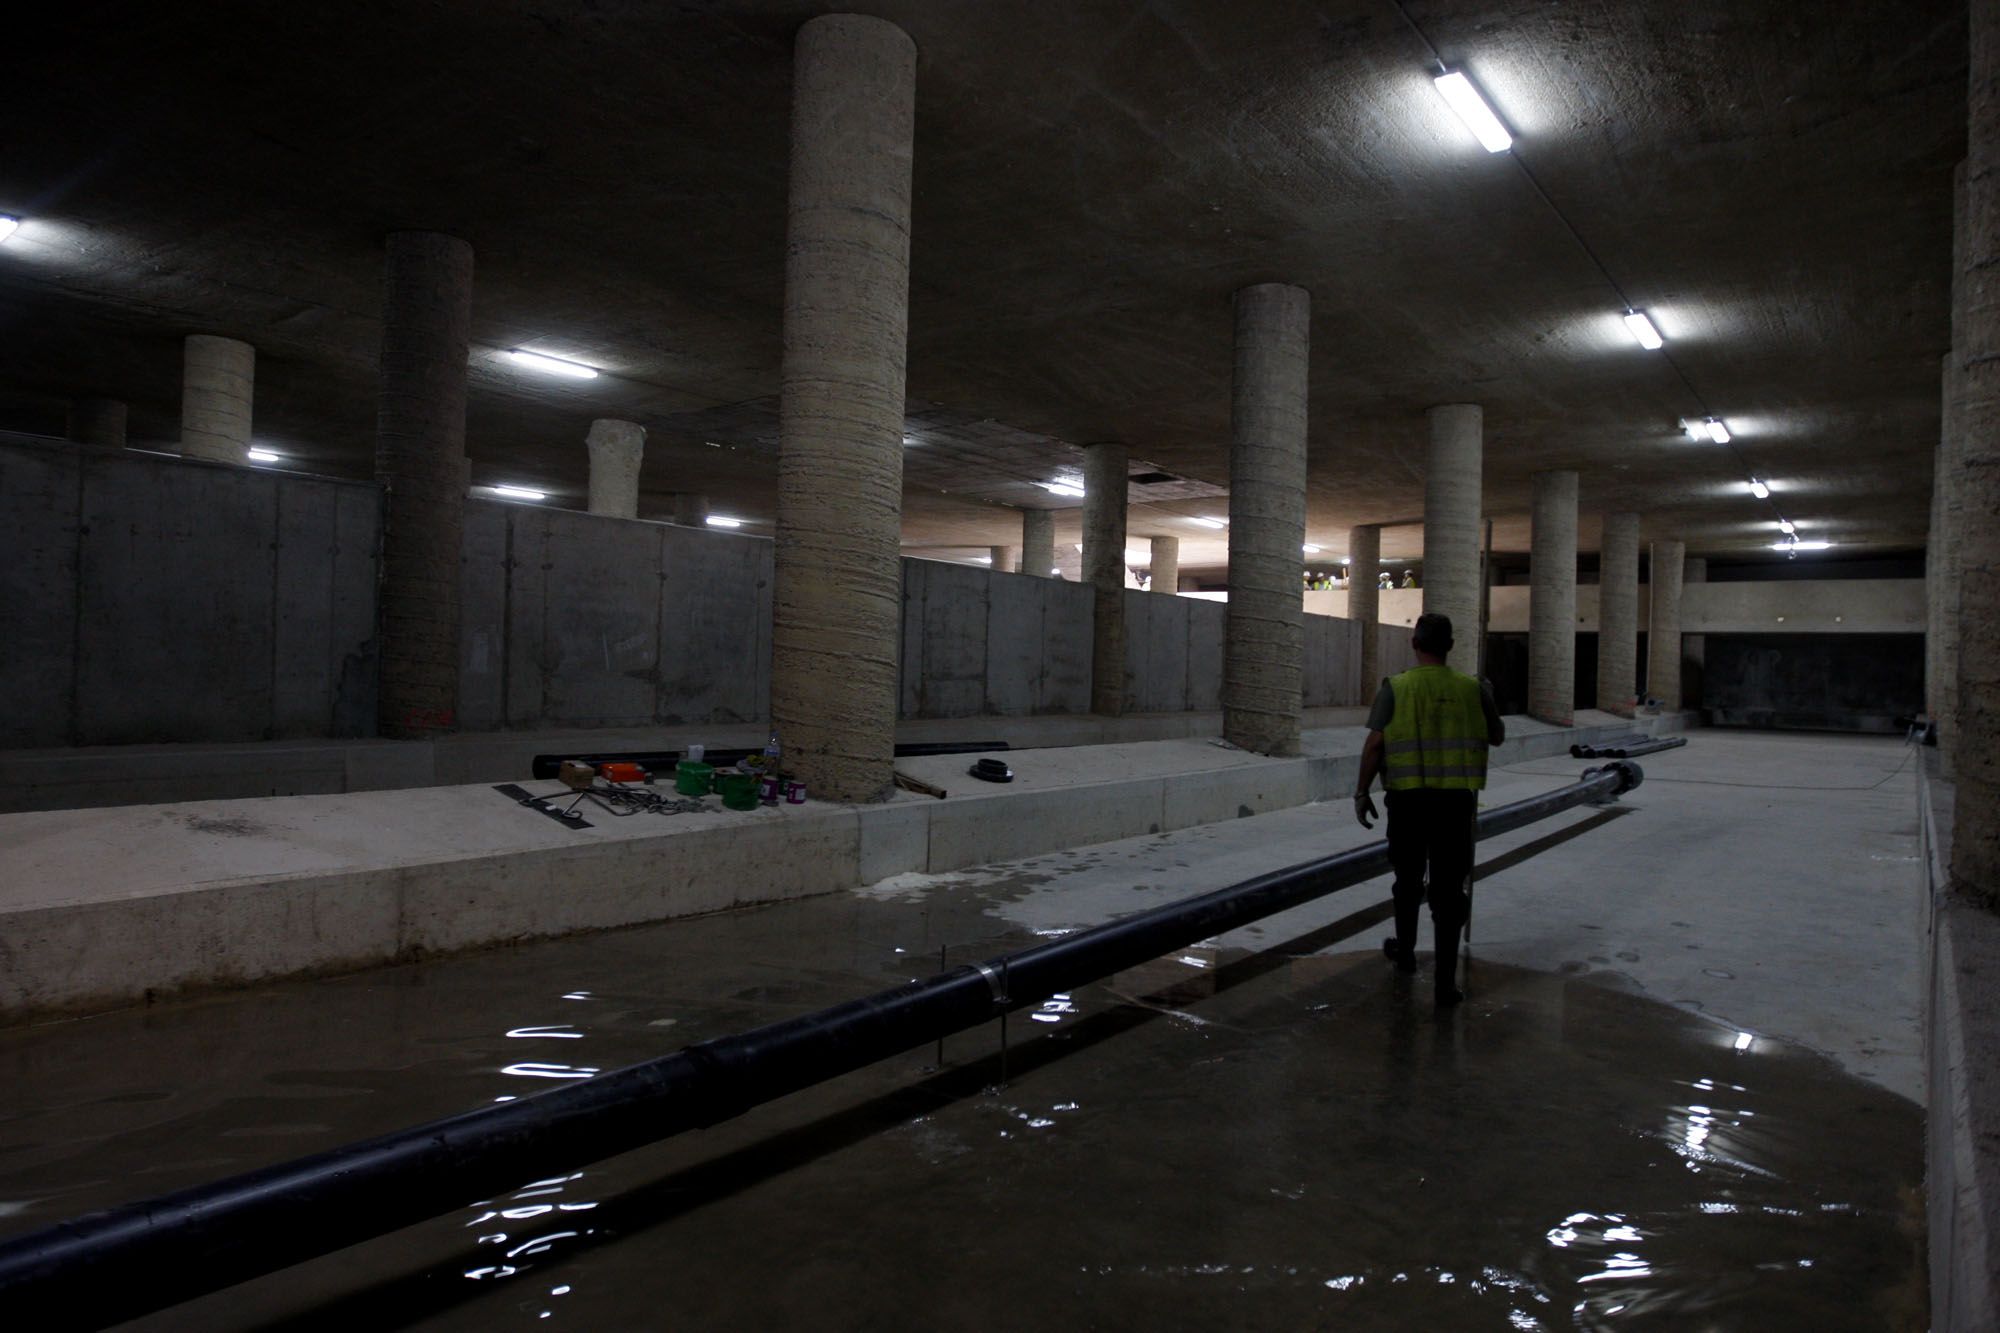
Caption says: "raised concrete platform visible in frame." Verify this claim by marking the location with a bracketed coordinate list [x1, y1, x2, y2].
[0, 710, 1685, 1024]
[0, 707, 1377, 813]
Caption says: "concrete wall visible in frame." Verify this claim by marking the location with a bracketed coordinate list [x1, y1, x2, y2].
[1918, 765, 2000, 1330]
[1311, 580, 1920, 635]
[1, 435, 379, 748]
[460, 501, 774, 730]
[899, 558, 1093, 717]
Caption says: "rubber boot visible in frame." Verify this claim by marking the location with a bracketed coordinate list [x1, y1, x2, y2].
[1433, 912, 1465, 1006]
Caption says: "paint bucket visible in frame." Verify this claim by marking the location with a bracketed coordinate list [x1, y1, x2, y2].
[674, 761, 714, 797]
[784, 779, 806, 805]
[758, 774, 781, 805]
[717, 772, 760, 811]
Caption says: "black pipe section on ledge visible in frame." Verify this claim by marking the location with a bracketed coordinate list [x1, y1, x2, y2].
[530, 740, 1011, 780]
[1570, 735, 1689, 759]
[0, 762, 1645, 1330]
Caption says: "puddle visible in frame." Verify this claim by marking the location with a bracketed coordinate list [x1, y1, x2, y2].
[0, 892, 1924, 1331]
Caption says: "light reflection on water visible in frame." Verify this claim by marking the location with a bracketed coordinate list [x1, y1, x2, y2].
[0, 889, 1926, 1331]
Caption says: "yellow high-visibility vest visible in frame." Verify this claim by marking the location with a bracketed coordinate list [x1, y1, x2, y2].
[1381, 665, 1490, 791]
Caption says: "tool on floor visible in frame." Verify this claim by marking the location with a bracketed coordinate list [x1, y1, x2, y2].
[493, 783, 594, 829]
[968, 757, 1013, 783]
[894, 770, 947, 799]
[558, 760, 596, 791]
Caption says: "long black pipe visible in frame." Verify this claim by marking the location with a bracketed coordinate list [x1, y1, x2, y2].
[0, 762, 1642, 1329]
[1570, 735, 1688, 759]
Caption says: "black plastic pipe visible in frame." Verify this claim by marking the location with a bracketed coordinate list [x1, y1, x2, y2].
[530, 740, 1011, 780]
[0, 762, 1642, 1329]
[1570, 735, 1688, 759]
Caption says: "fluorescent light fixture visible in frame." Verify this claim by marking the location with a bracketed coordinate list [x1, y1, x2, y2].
[705, 515, 743, 529]
[1432, 70, 1512, 153]
[1748, 479, 1770, 499]
[489, 485, 546, 501]
[1706, 418, 1731, 444]
[1189, 516, 1226, 529]
[1622, 310, 1664, 350]
[505, 349, 598, 379]
[1037, 480, 1086, 498]
[1769, 539, 1830, 552]
[1302, 544, 1322, 554]
[1073, 543, 1084, 552]
[246, 447, 281, 462]
[1778, 519, 1795, 534]
[1733, 1032, 1754, 1052]
[0, 215, 18, 242]
[974, 556, 992, 564]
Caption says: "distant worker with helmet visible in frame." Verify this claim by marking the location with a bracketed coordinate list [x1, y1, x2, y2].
[1352, 612, 1505, 1008]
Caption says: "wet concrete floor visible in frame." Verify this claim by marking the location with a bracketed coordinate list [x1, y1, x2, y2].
[0, 837, 1925, 1331]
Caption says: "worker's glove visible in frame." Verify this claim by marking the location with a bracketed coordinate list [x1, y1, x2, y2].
[1354, 791, 1379, 829]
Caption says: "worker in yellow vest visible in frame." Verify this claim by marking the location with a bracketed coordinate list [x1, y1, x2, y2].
[1352, 613, 1505, 1007]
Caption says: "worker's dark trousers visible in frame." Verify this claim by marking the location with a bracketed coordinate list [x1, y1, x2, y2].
[1385, 789, 1477, 987]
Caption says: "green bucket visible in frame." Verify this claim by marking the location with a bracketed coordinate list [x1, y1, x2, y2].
[717, 772, 760, 811]
[674, 761, 714, 797]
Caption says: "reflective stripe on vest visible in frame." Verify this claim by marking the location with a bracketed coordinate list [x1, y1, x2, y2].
[1380, 665, 1490, 792]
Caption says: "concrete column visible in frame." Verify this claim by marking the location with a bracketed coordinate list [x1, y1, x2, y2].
[584, 419, 645, 519]
[1347, 524, 1381, 699]
[1423, 405, 1483, 675]
[179, 334, 254, 463]
[1083, 440, 1130, 715]
[671, 493, 709, 527]
[374, 231, 474, 738]
[1597, 512, 1640, 716]
[1681, 555, 1707, 708]
[768, 14, 916, 804]
[1646, 540, 1686, 709]
[1223, 282, 1310, 756]
[1021, 508, 1055, 578]
[1939, 164, 1972, 779]
[67, 398, 127, 448]
[1528, 470, 1579, 725]
[989, 545, 1017, 572]
[1953, 0, 2000, 908]
[1150, 535, 1180, 594]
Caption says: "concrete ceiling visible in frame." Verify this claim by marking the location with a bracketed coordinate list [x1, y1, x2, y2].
[0, 0, 1965, 576]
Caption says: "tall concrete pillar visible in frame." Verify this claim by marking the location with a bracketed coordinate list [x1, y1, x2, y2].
[1150, 535, 1180, 594]
[1682, 555, 1707, 708]
[375, 231, 474, 738]
[768, 14, 916, 804]
[1645, 540, 1686, 709]
[179, 334, 254, 463]
[1347, 523, 1382, 699]
[1423, 404, 1483, 675]
[1939, 164, 1972, 779]
[1022, 508, 1055, 578]
[1083, 440, 1130, 715]
[671, 493, 709, 527]
[1932, 351, 1965, 757]
[1528, 470, 1579, 725]
[1223, 283, 1310, 755]
[584, 419, 645, 519]
[1597, 512, 1640, 716]
[67, 398, 127, 448]
[1952, 0, 2000, 909]
[989, 545, 1017, 572]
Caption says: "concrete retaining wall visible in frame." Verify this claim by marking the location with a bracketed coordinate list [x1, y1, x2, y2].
[1, 435, 380, 749]
[1918, 759, 2000, 1331]
[460, 501, 774, 730]
[898, 559, 1094, 717]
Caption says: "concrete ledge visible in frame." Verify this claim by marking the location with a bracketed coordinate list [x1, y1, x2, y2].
[1919, 758, 2000, 1331]
[0, 707, 1373, 814]
[0, 711, 1682, 1025]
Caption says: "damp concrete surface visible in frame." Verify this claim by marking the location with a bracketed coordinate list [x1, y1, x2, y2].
[0, 730, 1925, 1329]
